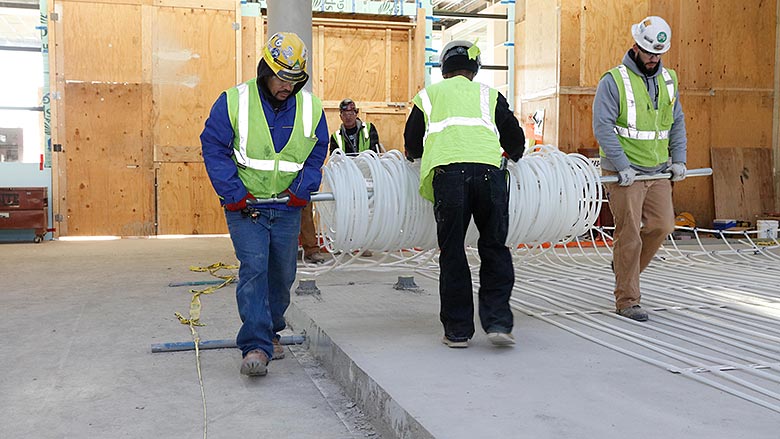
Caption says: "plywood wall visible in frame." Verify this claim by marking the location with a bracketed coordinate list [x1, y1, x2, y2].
[50, 2, 423, 236]
[517, 0, 778, 227]
[152, 6, 238, 234]
[313, 18, 419, 155]
[57, 1, 154, 236]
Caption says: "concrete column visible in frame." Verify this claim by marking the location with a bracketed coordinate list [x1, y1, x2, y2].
[266, 0, 313, 92]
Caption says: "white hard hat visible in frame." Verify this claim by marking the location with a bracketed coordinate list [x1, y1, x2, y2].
[631, 16, 671, 54]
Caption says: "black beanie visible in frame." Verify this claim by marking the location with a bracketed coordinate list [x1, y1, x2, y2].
[441, 54, 479, 74]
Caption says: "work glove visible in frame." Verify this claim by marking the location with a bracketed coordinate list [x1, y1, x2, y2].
[618, 167, 637, 187]
[282, 189, 308, 207]
[668, 163, 687, 182]
[225, 192, 256, 211]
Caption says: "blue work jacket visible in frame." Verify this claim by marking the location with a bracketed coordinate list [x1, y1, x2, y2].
[200, 84, 329, 210]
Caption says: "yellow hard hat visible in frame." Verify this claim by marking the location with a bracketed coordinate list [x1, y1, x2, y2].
[263, 32, 308, 83]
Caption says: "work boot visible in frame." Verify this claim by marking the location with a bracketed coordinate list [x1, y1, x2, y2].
[487, 332, 516, 346]
[617, 305, 649, 322]
[304, 252, 326, 264]
[272, 338, 285, 360]
[360, 250, 373, 257]
[441, 336, 468, 348]
[240, 350, 269, 376]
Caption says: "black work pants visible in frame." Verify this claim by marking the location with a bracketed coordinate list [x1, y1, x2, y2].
[432, 162, 515, 341]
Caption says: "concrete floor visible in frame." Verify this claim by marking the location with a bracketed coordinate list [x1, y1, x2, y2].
[0, 238, 375, 439]
[2, 236, 779, 439]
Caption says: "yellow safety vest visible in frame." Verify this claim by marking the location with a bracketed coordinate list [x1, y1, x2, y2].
[225, 78, 322, 198]
[412, 76, 501, 202]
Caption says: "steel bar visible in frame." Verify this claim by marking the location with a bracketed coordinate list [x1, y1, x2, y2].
[248, 168, 712, 204]
[599, 167, 712, 184]
[150, 335, 306, 353]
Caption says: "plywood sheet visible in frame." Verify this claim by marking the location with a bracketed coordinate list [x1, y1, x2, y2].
[241, 15, 262, 83]
[652, 0, 712, 90]
[62, 0, 143, 4]
[322, 27, 389, 102]
[711, 147, 775, 222]
[154, 0, 235, 9]
[520, 0, 559, 94]
[558, 93, 595, 153]
[157, 162, 227, 234]
[559, 0, 581, 87]
[580, 0, 649, 87]
[390, 30, 411, 102]
[362, 111, 408, 152]
[64, 82, 154, 236]
[157, 145, 202, 162]
[710, 91, 774, 148]
[153, 7, 237, 155]
[712, 1, 775, 89]
[61, 1, 143, 83]
[670, 94, 713, 226]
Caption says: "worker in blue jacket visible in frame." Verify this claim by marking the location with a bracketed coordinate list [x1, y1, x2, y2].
[200, 32, 329, 376]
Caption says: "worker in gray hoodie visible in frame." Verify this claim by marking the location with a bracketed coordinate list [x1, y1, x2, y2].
[592, 16, 687, 322]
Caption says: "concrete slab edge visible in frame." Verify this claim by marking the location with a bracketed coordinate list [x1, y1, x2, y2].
[286, 303, 435, 439]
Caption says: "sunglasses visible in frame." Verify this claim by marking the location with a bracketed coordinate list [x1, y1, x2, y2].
[637, 45, 662, 58]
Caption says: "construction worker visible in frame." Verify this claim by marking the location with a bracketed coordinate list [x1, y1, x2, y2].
[403, 40, 525, 348]
[200, 32, 329, 375]
[329, 99, 381, 154]
[329, 98, 381, 258]
[593, 16, 687, 322]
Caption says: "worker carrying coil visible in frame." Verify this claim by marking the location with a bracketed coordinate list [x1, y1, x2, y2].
[593, 16, 688, 322]
[403, 40, 525, 349]
[200, 32, 329, 376]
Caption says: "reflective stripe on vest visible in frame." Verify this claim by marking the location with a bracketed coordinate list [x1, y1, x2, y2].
[419, 82, 499, 145]
[413, 78, 502, 202]
[613, 65, 673, 141]
[234, 83, 313, 172]
[332, 122, 371, 152]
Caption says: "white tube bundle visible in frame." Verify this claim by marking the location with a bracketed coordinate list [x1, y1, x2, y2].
[316, 145, 603, 253]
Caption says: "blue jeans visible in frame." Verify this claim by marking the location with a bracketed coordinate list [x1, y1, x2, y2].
[225, 207, 301, 358]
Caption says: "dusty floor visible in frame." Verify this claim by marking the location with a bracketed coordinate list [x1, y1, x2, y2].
[2, 236, 779, 438]
[0, 237, 376, 439]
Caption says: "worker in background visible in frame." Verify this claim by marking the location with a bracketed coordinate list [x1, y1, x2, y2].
[329, 99, 381, 154]
[329, 98, 381, 257]
[593, 16, 687, 322]
[200, 32, 329, 376]
[403, 40, 525, 349]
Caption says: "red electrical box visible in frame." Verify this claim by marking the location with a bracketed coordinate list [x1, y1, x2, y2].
[0, 187, 49, 243]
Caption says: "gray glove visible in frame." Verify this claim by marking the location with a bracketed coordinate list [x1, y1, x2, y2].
[668, 162, 687, 182]
[618, 167, 637, 186]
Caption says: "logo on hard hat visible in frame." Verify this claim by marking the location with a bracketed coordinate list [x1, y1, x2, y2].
[656, 32, 667, 43]
[282, 46, 294, 61]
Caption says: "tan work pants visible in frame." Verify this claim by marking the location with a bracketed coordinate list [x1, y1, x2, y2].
[299, 203, 320, 256]
[604, 171, 675, 310]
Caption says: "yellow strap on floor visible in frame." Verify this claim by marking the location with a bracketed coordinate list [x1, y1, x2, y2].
[174, 262, 239, 439]
[176, 262, 238, 326]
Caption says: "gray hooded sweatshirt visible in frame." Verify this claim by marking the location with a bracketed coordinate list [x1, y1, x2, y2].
[592, 49, 687, 173]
